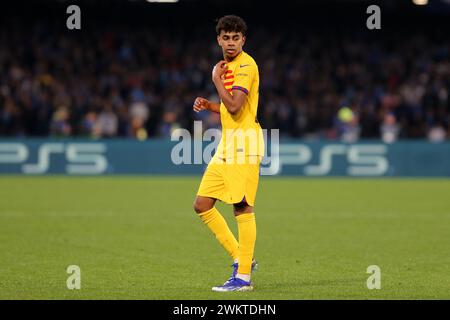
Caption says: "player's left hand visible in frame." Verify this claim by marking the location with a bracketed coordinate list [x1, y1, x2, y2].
[212, 60, 228, 81]
[193, 97, 209, 113]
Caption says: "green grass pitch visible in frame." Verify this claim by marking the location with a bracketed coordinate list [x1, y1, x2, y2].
[0, 177, 449, 299]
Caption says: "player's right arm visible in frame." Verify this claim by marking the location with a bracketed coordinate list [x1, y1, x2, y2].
[193, 97, 220, 114]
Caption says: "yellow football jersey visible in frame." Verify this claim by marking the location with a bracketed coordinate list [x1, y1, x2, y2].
[216, 51, 264, 161]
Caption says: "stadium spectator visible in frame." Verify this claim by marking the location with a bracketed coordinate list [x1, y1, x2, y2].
[381, 113, 400, 144]
[428, 122, 447, 143]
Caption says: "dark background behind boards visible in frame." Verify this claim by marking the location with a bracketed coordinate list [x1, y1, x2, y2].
[1, 0, 449, 34]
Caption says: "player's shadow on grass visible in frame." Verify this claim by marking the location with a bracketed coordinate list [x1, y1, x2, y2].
[262, 278, 365, 289]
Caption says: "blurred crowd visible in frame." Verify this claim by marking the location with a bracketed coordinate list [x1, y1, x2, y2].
[0, 21, 449, 142]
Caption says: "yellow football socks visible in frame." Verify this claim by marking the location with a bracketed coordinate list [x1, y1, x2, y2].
[198, 207, 239, 261]
[236, 212, 256, 275]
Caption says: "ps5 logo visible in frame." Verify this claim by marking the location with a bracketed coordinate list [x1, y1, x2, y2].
[262, 144, 389, 176]
[0, 143, 107, 174]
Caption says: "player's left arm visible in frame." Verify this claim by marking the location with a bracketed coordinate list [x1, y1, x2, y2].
[212, 60, 249, 115]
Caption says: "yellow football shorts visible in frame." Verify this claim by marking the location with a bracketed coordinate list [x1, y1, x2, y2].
[197, 155, 262, 206]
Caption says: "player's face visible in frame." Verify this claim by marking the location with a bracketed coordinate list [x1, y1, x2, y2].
[217, 31, 246, 60]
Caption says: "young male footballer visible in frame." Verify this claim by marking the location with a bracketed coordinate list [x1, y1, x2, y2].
[192, 15, 264, 292]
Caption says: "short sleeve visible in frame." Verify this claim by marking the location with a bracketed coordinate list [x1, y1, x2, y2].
[232, 63, 256, 95]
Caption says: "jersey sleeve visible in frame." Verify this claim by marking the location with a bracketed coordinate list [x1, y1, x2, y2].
[232, 63, 257, 95]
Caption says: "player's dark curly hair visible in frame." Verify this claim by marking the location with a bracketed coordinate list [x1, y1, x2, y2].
[215, 15, 247, 36]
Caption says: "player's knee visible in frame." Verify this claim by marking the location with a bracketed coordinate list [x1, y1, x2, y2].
[193, 202, 202, 214]
[233, 201, 253, 215]
[193, 198, 210, 214]
[234, 201, 248, 211]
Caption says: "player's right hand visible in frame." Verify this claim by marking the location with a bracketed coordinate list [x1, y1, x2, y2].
[193, 97, 209, 113]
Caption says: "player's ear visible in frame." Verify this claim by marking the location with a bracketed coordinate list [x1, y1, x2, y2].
[242, 35, 246, 46]
[217, 35, 221, 46]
